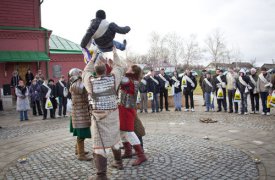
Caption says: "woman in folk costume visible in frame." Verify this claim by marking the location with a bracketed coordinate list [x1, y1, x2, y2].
[257, 67, 272, 116]
[15, 80, 30, 121]
[69, 68, 92, 161]
[118, 64, 148, 166]
[236, 69, 254, 115]
[171, 71, 182, 111]
[82, 47, 126, 180]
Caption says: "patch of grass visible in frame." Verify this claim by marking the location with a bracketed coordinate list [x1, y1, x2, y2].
[194, 77, 203, 95]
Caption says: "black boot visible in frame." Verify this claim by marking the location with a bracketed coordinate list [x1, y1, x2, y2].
[89, 154, 108, 180]
[111, 148, 123, 170]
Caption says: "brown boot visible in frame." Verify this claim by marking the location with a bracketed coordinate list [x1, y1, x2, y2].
[121, 142, 132, 159]
[89, 153, 108, 180]
[111, 148, 123, 170]
[132, 144, 147, 166]
[77, 138, 92, 161]
[75, 142, 89, 155]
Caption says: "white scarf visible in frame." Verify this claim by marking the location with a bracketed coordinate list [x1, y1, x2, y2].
[239, 76, 251, 93]
[217, 75, 226, 88]
[204, 78, 213, 88]
[42, 82, 51, 98]
[93, 20, 110, 39]
[159, 74, 169, 89]
[183, 75, 195, 88]
[249, 75, 257, 86]
[172, 76, 180, 88]
[150, 76, 159, 85]
[258, 73, 269, 84]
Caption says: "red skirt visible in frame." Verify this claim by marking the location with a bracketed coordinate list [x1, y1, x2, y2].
[118, 105, 136, 131]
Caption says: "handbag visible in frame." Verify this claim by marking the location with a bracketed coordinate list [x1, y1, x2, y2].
[45, 97, 53, 109]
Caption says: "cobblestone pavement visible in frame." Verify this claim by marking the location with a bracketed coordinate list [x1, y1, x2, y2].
[0, 96, 275, 179]
[4, 134, 258, 180]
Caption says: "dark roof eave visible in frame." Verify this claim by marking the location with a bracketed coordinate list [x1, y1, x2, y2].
[0, 26, 51, 31]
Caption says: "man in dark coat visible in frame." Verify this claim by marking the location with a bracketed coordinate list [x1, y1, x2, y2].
[48, 79, 58, 119]
[147, 70, 160, 113]
[158, 68, 171, 111]
[182, 69, 197, 112]
[199, 69, 207, 106]
[29, 79, 42, 116]
[56, 75, 68, 117]
[81, 10, 130, 53]
[214, 69, 227, 112]
[10, 70, 21, 88]
[25, 69, 34, 87]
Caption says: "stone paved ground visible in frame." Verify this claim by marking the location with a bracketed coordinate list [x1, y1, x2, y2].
[0, 96, 275, 180]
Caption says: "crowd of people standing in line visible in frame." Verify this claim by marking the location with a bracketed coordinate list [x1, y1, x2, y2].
[137, 66, 275, 116]
[11, 69, 70, 121]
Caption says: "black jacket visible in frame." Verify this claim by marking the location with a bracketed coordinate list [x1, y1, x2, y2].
[10, 75, 21, 88]
[138, 79, 148, 93]
[237, 75, 254, 93]
[184, 74, 197, 92]
[202, 78, 215, 93]
[158, 74, 171, 91]
[40, 84, 49, 99]
[171, 75, 182, 94]
[214, 74, 227, 90]
[25, 73, 34, 86]
[147, 76, 160, 94]
[81, 18, 130, 49]
[56, 81, 68, 98]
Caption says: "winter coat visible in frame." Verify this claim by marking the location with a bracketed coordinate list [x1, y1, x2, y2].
[257, 73, 271, 93]
[25, 73, 34, 86]
[214, 74, 227, 91]
[29, 84, 41, 102]
[183, 74, 197, 92]
[10, 75, 21, 88]
[69, 80, 91, 129]
[80, 18, 130, 50]
[138, 79, 148, 93]
[40, 84, 50, 99]
[236, 75, 254, 94]
[56, 80, 68, 98]
[158, 73, 171, 91]
[147, 76, 160, 94]
[249, 74, 258, 93]
[15, 86, 30, 111]
[171, 75, 182, 94]
[202, 78, 215, 93]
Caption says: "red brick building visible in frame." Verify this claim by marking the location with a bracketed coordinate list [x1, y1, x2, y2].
[0, 0, 84, 92]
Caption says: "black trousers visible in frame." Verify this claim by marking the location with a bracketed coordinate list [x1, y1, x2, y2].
[58, 97, 67, 116]
[250, 92, 259, 112]
[227, 89, 238, 112]
[43, 98, 57, 119]
[32, 100, 42, 115]
[160, 88, 169, 110]
[184, 90, 194, 109]
[216, 88, 227, 111]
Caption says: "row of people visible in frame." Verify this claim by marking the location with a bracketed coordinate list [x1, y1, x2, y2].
[138, 68, 197, 113]
[200, 67, 275, 115]
[15, 75, 69, 121]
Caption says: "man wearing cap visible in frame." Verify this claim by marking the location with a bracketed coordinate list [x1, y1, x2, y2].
[158, 68, 171, 111]
[257, 67, 271, 115]
[249, 68, 260, 114]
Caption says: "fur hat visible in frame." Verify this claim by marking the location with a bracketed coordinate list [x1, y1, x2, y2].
[96, 10, 106, 19]
[239, 68, 246, 75]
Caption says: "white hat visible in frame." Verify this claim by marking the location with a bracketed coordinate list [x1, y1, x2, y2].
[239, 68, 246, 75]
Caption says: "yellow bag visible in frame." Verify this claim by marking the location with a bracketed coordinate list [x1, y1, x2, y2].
[182, 77, 187, 87]
[147, 92, 153, 101]
[270, 91, 275, 107]
[234, 89, 241, 102]
[217, 87, 224, 99]
[45, 97, 53, 110]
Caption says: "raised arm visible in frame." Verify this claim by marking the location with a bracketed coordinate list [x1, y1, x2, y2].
[80, 21, 97, 48]
[109, 22, 131, 34]
[111, 47, 126, 90]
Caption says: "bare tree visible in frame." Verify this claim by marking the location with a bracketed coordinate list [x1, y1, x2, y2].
[165, 32, 184, 67]
[182, 34, 202, 67]
[205, 29, 227, 68]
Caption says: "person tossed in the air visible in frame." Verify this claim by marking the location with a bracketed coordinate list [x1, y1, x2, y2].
[81, 9, 130, 61]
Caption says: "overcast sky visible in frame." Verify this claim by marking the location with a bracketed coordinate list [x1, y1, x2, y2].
[41, 0, 275, 66]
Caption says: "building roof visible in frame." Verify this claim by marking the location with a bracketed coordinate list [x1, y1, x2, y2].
[0, 51, 50, 62]
[49, 35, 82, 54]
[261, 64, 275, 69]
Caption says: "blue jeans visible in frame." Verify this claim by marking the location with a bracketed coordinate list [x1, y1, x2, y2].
[98, 40, 126, 52]
[20, 111, 28, 121]
[151, 93, 159, 112]
[205, 92, 214, 111]
[260, 92, 270, 113]
[173, 92, 182, 109]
